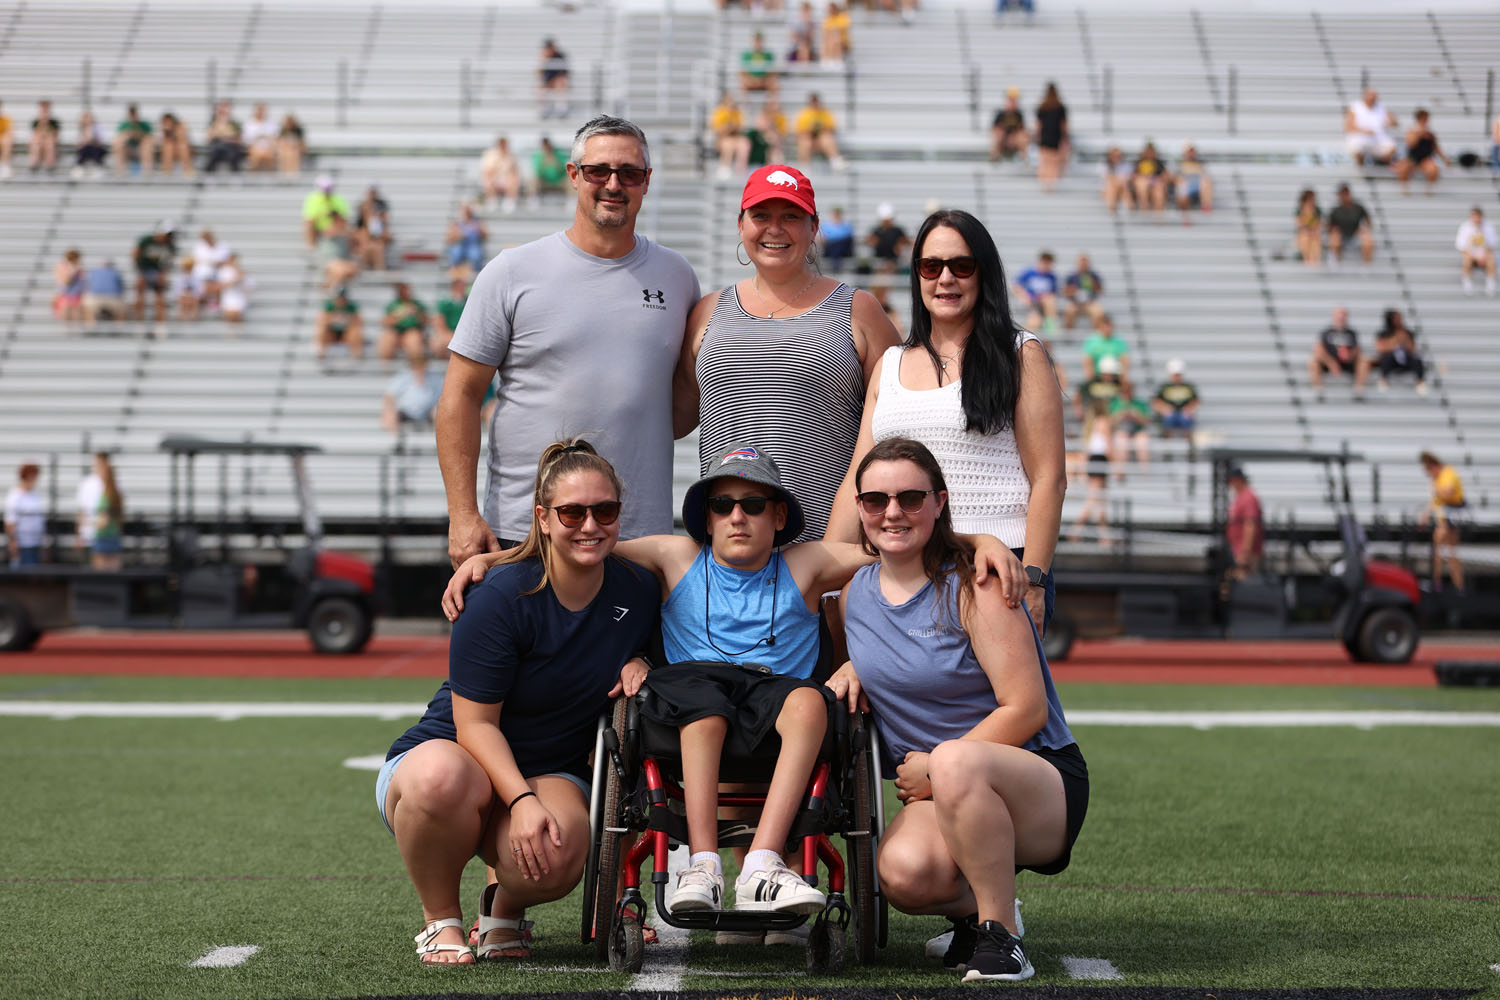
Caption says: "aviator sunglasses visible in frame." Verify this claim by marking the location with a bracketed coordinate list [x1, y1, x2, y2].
[574, 163, 649, 187]
[856, 489, 938, 514]
[914, 255, 978, 280]
[706, 495, 774, 516]
[546, 501, 622, 527]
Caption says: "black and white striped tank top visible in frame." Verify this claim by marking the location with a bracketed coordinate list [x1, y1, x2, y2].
[696, 282, 864, 542]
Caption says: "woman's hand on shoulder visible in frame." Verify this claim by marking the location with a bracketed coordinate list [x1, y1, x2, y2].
[967, 534, 1025, 608]
[824, 660, 867, 714]
[894, 751, 931, 803]
[609, 656, 650, 699]
[441, 551, 504, 621]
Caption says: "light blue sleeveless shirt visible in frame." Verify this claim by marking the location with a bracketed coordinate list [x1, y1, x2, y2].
[842, 562, 1073, 769]
[661, 546, 820, 678]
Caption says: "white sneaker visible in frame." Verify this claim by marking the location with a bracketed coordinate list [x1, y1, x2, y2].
[1486, 278, 1497, 297]
[668, 859, 723, 914]
[1376, 377, 1389, 393]
[1462, 276, 1474, 295]
[765, 922, 812, 946]
[715, 164, 732, 182]
[714, 929, 764, 945]
[1416, 380, 1430, 396]
[733, 858, 825, 914]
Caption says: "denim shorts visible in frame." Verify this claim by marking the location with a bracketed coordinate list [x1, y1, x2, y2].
[375, 746, 590, 835]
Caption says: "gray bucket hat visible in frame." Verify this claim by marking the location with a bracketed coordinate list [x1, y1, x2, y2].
[682, 444, 806, 548]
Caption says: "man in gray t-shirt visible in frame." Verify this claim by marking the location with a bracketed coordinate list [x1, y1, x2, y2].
[437, 116, 700, 563]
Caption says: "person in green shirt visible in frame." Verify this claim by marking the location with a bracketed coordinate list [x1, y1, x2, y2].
[303, 174, 353, 247]
[739, 31, 778, 94]
[531, 137, 568, 195]
[379, 282, 430, 362]
[316, 286, 364, 362]
[1080, 313, 1130, 383]
[1107, 391, 1152, 476]
[112, 103, 155, 175]
[434, 276, 467, 359]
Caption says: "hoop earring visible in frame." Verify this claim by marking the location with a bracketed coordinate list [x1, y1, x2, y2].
[736, 241, 751, 267]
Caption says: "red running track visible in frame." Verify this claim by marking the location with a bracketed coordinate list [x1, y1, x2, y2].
[2, 630, 1487, 685]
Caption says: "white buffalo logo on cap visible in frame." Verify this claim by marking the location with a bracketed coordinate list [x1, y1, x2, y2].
[765, 170, 800, 189]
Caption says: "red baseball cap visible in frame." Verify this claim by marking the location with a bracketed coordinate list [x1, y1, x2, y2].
[740, 164, 817, 216]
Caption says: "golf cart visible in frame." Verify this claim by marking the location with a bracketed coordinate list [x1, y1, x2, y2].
[1044, 447, 1421, 664]
[0, 436, 377, 653]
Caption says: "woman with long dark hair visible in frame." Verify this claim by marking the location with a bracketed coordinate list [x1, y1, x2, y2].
[830, 209, 1065, 635]
[377, 439, 657, 964]
[1373, 308, 1428, 393]
[826, 437, 1087, 982]
[1033, 82, 1068, 191]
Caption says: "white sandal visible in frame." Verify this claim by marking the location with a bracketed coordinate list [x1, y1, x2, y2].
[475, 882, 533, 960]
[415, 917, 473, 965]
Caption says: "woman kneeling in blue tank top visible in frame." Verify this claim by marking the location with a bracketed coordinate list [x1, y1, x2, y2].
[827, 437, 1088, 983]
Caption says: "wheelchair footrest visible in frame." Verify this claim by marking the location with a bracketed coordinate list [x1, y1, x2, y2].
[652, 884, 811, 932]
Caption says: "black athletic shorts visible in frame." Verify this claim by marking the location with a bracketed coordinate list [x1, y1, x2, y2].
[638, 660, 825, 758]
[1020, 741, 1089, 876]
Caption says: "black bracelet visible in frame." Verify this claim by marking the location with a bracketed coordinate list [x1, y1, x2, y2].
[507, 790, 536, 810]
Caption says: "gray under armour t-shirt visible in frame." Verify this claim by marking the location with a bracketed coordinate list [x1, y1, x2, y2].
[449, 231, 700, 541]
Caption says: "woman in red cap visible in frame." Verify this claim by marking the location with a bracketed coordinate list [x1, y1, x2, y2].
[674, 164, 899, 543]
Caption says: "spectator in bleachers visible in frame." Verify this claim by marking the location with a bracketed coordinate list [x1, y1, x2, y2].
[793, 92, 846, 170]
[1011, 250, 1059, 334]
[202, 101, 246, 173]
[1080, 312, 1129, 383]
[1173, 143, 1213, 220]
[0, 100, 13, 179]
[746, 102, 786, 167]
[382, 350, 446, 432]
[444, 203, 489, 281]
[434, 276, 468, 360]
[1392, 109, 1447, 196]
[1069, 398, 1113, 545]
[244, 103, 278, 172]
[1062, 253, 1104, 330]
[1130, 141, 1169, 215]
[315, 287, 364, 361]
[1073, 353, 1123, 422]
[53, 249, 85, 325]
[1294, 188, 1323, 267]
[170, 257, 202, 321]
[82, 258, 127, 330]
[788, 2, 819, 63]
[818, 205, 854, 272]
[1100, 145, 1132, 213]
[133, 221, 176, 330]
[531, 136, 569, 197]
[997, 0, 1036, 19]
[480, 136, 522, 214]
[1307, 306, 1370, 401]
[1344, 88, 1398, 167]
[317, 212, 360, 289]
[710, 91, 751, 182]
[5, 463, 45, 566]
[1224, 466, 1262, 579]
[1109, 389, 1152, 478]
[315, 285, 364, 362]
[1454, 205, 1497, 297]
[380, 282, 431, 363]
[537, 38, 570, 119]
[303, 174, 351, 247]
[740, 31, 779, 94]
[191, 229, 231, 311]
[1033, 82, 1068, 192]
[1151, 359, 1199, 438]
[28, 100, 61, 173]
[989, 87, 1028, 163]
[355, 186, 392, 271]
[84, 452, 124, 571]
[1418, 451, 1465, 594]
[217, 253, 248, 326]
[277, 112, 306, 176]
[73, 111, 108, 176]
[1326, 184, 1373, 269]
[1373, 309, 1427, 395]
[865, 202, 910, 307]
[157, 112, 193, 177]
[821, 2, 852, 65]
[1490, 114, 1499, 171]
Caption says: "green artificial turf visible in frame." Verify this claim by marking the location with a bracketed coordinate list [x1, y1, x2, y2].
[1, 677, 1498, 999]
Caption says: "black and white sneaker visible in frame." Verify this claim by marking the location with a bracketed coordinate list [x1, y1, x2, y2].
[961, 920, 1033, 982]
[941, 914, 978, 969]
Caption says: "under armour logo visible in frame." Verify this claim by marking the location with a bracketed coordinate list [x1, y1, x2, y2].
[643, 289, 664, 304]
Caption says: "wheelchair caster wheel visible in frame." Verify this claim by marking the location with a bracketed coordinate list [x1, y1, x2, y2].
[608, 908, 644, 973]
[806, 915, 847, 974]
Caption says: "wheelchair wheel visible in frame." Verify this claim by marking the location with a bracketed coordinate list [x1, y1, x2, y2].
[608, 906, 645, 973]
[806, 914, 847, 974]
[590, 698, 630, 962]
[849, 727, 878, 966]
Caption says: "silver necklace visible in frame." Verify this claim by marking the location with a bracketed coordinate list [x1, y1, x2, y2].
[754, 274, 818, 318]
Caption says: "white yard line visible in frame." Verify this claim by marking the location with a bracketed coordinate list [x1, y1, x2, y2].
[342, 754, 387, 771]
[188, 945, 259, 968]
[628, 846, 691, 992]
[1067, 710, 1500, 729]
[1062, 956, 1122, 980]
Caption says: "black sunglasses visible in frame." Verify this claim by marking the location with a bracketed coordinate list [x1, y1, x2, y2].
[706, 495, 774, 516]
[915, 256, 978, 280]
[574, 163, 649, 187]
[856, 489, 938, 514]
[546, 501, 622, 527]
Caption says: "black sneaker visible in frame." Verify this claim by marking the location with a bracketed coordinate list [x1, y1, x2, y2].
[941, 914, 977, 970]
[961, 920, 1033, 982]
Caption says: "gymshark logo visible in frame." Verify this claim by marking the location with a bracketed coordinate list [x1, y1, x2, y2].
[613, 606, 630, 621]
[642, 288, 666, 310]
[765, 169, 799, 189]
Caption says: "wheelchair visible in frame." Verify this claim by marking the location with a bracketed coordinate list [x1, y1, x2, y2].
[579, 610, 889, 973]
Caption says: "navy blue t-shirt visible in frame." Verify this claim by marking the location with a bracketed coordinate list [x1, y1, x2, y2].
[386, 557, 658, 780]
